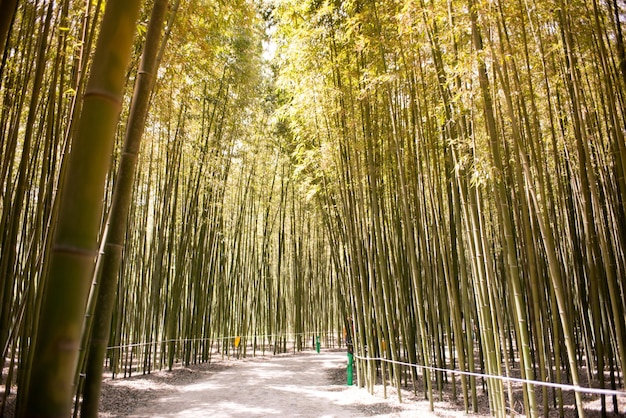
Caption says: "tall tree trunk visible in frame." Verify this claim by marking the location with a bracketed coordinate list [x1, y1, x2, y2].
[79, 0, 169, 415]
[20, 0, 142, 413]
[467, 1, 538, 415]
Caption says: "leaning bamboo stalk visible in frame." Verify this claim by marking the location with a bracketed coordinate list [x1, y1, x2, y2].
[467, 2, 539, 415]
[0, 0, 54, 361]
[80, 0, 169, 414]
[19, 0, 142, 413]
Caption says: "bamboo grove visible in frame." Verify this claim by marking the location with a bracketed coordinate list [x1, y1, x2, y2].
[0, 0, 625, 417]
[272, 0, 626, 416]
[1, 0, 340, 416]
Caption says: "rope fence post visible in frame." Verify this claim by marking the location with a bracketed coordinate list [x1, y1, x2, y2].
[347, 351, 354, 386]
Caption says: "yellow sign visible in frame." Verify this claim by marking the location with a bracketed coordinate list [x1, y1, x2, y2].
[234, 336, 241, 348]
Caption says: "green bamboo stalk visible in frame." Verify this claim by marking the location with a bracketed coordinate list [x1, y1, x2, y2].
[19, 0, 142, 413]
[0, 0, 54, 360]
[79, 0, 169, 412]
[0, 0, 19, 75]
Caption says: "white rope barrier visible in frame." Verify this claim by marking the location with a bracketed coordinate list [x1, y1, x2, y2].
[352, 353, 626, 398]
[107, 335, 625, 398]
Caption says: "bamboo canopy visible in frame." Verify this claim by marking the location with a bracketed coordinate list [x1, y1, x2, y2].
[1, 0, 626, 417]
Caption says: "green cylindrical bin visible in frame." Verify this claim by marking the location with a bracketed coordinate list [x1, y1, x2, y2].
[347, 352, 353, 385]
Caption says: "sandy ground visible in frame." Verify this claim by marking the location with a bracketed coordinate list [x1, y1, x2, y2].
[97, 349, 626, 417]
[2, 348, 624, 417]
[99, 349, 489, 418]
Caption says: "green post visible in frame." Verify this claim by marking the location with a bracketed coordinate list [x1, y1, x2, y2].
[347, 352, 353, 385]
[315, 335, 320, 353]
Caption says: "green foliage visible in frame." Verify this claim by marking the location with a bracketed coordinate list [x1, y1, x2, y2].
[3, 0, 626, 416]
[271, 0, 626, 415]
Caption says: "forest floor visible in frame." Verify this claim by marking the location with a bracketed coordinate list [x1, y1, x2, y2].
[99, 348, 483, 417]
[2, 348, 624, 416]
[96, 349, 625, 418]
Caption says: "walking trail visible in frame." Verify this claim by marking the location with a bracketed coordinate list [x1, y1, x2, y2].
[99, 349, 477, 417]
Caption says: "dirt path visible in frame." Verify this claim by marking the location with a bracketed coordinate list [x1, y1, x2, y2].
[100, 349, 458, 418]
[98, 347, 626, 418]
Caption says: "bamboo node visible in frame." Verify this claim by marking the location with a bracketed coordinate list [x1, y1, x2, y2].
[57, 337, 79, 352]
[54, 244, 98, 258]
[121, 150, 139, 159]
[83, 88, 122, 106]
